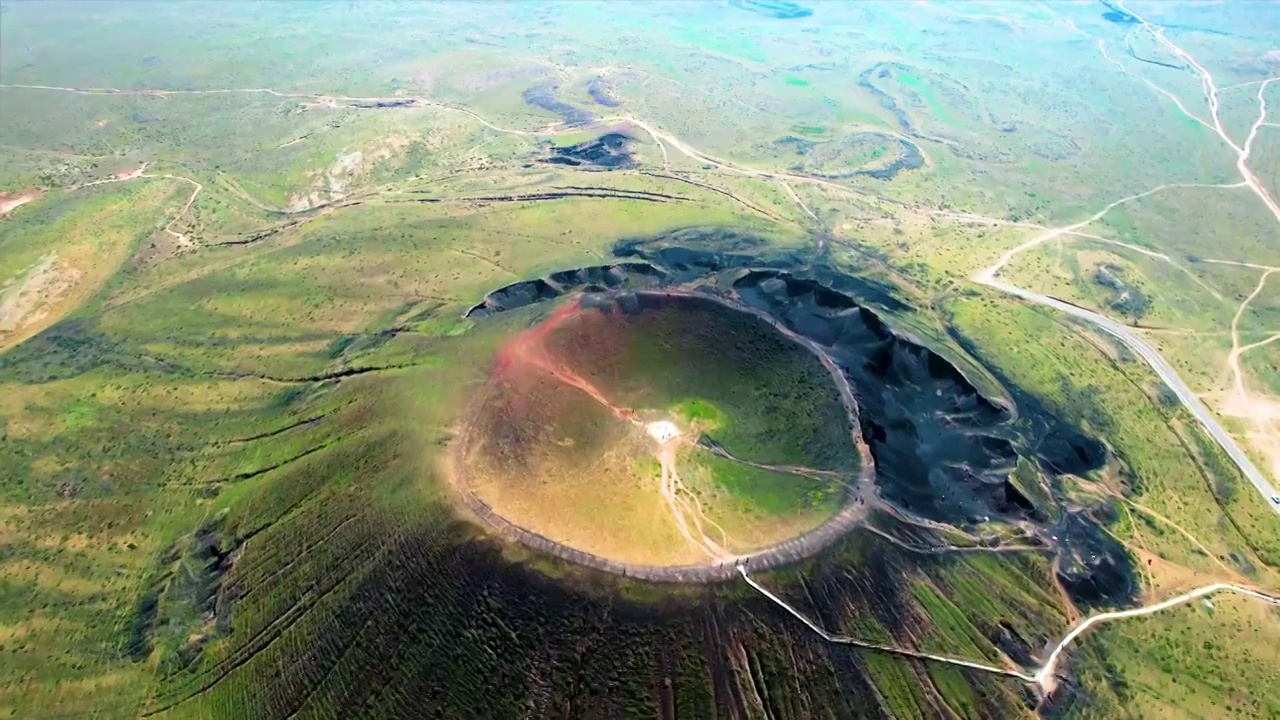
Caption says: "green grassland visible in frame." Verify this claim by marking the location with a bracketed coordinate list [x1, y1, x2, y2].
[686, 452, 841, 517]
[998, 242, 1234, 335]
[551, 296, 857, 471]
[1058, 593, 1280, 719]
[3, 1, 1280, 718]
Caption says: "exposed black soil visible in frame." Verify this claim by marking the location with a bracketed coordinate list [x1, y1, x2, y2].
[351, 98, 417, 109]
[857, 62, 1030, 164]
[1100, 1, 1139, 24]
[1053, 510, 1138, 611]
[1125, 31, 1183, 70]
[587, 76, 620, 107]
[863, 139, 924, 180]
[134, 226, 1150, 719]
[465, 261, 667, 317]
[859, 63, 919, 135]
[128, 515, 241, 673]
[1092, 263, 1149, 319]
[730, 269, 1026, 524]
[405, 187, 679, 204]
[639, 170, 782, 219]
[522, 83, 595, 126]
[224, 411, 330, 445]
[540, 132, 634, 168]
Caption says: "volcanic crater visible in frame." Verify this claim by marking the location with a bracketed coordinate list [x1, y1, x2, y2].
[457, 290, 870, 578]
[455, 233, 1129, 602]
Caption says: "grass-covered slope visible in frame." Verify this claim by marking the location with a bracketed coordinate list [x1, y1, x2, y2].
[4, 2, 1280, 718]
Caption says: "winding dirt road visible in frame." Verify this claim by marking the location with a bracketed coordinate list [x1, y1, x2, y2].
[1031, 582, 1279, 691]
[7, 16, 1280, 694]
[27, 160, 204, 249]
[970, 2, 1280, 519]
[1228, 269, 1280, 403]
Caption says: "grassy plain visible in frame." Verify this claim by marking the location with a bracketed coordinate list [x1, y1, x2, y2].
[2, 1, 1280, 719]
[1060, 592, 1280, 719]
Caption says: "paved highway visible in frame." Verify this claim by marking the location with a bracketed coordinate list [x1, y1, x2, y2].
[981, 276, 1280, 519]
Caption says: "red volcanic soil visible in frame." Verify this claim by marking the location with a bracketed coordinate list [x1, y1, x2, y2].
[472, 298, 647, 484]
[490, 290, 861, 472]
[491, 298, 635, 422]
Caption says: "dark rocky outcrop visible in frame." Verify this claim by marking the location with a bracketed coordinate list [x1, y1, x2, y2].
[541, 132, 634, 168]
[522, 83, 594, 126]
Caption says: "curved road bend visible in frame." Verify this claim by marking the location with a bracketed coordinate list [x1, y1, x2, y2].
[11, 81, 1277, 510]
[16, 78, 1280, 696]
[981, 276, 1280, 519]
[1032, 581, 1280, 690]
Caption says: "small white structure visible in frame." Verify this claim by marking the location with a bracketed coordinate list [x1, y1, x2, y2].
[646, 420, 681, 444]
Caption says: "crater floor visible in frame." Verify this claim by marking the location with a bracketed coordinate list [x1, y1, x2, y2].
[456, 292, 865, 571]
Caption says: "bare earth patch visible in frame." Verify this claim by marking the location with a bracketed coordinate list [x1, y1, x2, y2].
[0, 190, 40, 216]
[1207, 389, 1280, 482]
[0, 253, 82, 346]
[285, 150, 363, 212]
[284, 136, 417, 212]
